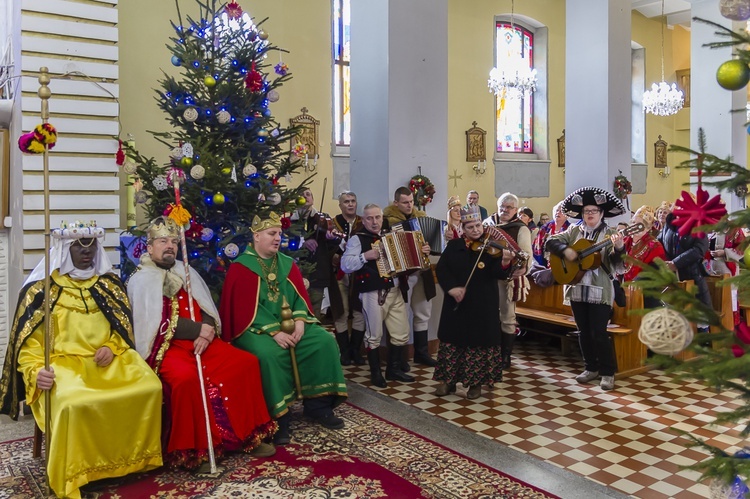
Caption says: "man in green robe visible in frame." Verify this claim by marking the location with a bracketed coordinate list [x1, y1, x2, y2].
[219, 213, 348, 445]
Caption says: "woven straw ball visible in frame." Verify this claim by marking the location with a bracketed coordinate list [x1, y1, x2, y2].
[638, 308, 694, 355]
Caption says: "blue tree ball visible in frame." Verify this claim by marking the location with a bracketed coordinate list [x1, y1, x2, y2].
[171, 56, 182, 67]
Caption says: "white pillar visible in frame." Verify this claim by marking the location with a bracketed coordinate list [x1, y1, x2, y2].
[689, 0, 747, 214]
[349, 0, 448, 217]
[565, 0, 632, 197]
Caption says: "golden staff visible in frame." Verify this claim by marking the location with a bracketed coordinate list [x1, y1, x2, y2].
[172, 177, 217, 473]
[280, 296, 302, 398]
[38, 67, 52, 489]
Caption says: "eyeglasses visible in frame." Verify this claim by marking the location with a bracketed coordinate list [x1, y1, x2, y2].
[583, 209, 601, 215]
[499, 205, 516, 212]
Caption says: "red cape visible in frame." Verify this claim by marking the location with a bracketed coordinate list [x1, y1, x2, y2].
[219, 260, 313, 342]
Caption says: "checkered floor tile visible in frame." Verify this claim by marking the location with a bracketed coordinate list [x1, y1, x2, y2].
[344, 337, 745, 498]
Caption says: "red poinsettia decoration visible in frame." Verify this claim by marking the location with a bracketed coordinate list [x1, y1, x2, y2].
[281, 217, 292, 230]
[244, 63, 263, 92]
[671, 187, 727, 237]
[225, 1, 243, 20]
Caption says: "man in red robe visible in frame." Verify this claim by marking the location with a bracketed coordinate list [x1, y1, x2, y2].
[127, 216, 276, 470]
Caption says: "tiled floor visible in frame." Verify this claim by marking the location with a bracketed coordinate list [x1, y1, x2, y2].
[343, 338, 746, 499]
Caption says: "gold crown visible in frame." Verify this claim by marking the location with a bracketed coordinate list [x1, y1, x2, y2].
[147, 216, 180, 242]
[447, 195, 462, 209]
[51, 220, 105, 240]
[251, 212, 282, 233]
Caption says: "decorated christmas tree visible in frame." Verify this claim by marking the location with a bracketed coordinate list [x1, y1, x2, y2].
[630, 15, 750, 494]
[120, 0, 309, 298]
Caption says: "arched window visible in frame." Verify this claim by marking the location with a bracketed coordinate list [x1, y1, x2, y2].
[495, 22, 534, 154]
[333, 0, 351, 147]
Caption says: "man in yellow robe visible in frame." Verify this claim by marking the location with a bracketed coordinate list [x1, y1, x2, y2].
[0, 222, 163, 498]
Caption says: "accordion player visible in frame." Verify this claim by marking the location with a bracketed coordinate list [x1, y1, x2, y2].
[391, 216, 446, 255]
[372, 231, 431, 278]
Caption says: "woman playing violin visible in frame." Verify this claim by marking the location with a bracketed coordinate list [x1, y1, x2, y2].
[546, 187, 626, 392]
[433, 206, 513, 400]
[623, 206, 665, 309]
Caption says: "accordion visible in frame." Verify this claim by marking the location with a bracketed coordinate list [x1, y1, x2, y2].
[391, 216, 446, 255]
[372, 231, 431, 278]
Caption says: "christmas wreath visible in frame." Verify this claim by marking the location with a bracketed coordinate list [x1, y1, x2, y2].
[613, 171, 632, 200]
[409, 174, 435, 208]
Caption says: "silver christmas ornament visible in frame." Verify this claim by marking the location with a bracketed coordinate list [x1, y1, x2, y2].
[267, 89, 280, 102]
[267, 192, 281, 205]
[243, 164, 257, 177]
[720, 0, 750, 20]
[224, 243, 240, 259]
[122, 161, 138, 175]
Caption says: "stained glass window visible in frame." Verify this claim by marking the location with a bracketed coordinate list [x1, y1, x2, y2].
[333, 0, 351, 146]
[495, 22, 534, 153]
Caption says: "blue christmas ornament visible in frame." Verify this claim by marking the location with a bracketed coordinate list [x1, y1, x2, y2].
[171, 56, 182, 67]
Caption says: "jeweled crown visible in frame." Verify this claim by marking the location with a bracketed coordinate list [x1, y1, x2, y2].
[147, 216, 180, 242]
[51, 220, 105, 240]
[460, 205, 481, 223]
[251, 212, 282, 233]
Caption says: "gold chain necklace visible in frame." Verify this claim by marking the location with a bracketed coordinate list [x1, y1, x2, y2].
[256, 254, 280, 302]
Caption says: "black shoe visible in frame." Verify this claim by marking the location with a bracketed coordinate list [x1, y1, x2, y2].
[349, 330, 366, 365]
[386, 345, 415, 382]
[413, 330, 437, 367]
[273, 429, 291, 446]
[335, 332, 352, 366]
[316, 413, 345, 430]
[273, 414, 291, 445]
[367, 349, 387, 388]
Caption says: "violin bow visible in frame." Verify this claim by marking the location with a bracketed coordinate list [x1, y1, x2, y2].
[454, 232, 491, 311]
[318, 177, 327, 213]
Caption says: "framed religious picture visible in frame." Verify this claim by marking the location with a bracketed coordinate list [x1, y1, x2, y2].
[654, 135, 668, 168]
[289, 107, 320, 159]
[676, 69, 690, 108]
[465, 121, 486, 162]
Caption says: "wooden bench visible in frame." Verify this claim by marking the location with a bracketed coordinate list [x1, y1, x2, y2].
[516, 274, 734, 376]
[515, 281, 649, 378]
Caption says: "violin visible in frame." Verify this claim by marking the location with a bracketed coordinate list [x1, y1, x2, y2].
[312, 212, 345, 239]
[469, 225, 530, 273]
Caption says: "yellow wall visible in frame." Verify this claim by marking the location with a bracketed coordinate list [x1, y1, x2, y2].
[120, 1, 692, 225]
[119, 0, 336, 221]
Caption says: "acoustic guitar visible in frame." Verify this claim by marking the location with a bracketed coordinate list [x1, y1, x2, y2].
[549, 222, 644, 285]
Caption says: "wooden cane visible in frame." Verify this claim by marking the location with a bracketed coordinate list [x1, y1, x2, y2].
[280, 296, 303, 398]
[172, 178, 217, 473]
[38, 67, 53, 494]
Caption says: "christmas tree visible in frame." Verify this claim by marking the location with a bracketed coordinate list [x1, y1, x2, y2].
[120, 0, 310, 299]
[629, 17, 750, 493]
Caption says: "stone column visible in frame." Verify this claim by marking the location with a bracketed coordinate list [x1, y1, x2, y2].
[565, 0, 632, 198]
[689, 0, 747, 214]
[349, 0, 448, 218]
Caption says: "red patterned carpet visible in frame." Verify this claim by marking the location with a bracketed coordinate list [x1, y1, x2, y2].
[0, 403, 557, 498]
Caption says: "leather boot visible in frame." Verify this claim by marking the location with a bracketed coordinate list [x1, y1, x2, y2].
[413, 330, 437, 367]
[386, 345, 415, 382]
[501, 332, 516, 370]
[335, 332, 352, 366]
[367, 349, 387, 388]
[401, 348, 411, 373]
[349, 330, 366, 365]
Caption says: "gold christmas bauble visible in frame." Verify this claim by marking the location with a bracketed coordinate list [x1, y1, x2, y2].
[204, 75, 217, 88]
[744, 245, 750, 264]
[257, 128, 269, 138]
[213, 192, 225, 205]
[180, 157, 194, 167]
[296, 196, 307, 206]
[258, 30, 268, 40]
[716, 59, 750, 90]
[221, 167, 231, 175]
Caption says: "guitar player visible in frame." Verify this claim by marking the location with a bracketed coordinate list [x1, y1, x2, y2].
[546, 186, 626, 391]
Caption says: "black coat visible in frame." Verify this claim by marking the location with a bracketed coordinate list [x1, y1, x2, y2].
[436, 237, 511, 347]
[657, 213, 709, 281]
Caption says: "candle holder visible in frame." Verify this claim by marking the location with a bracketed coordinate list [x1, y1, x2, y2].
[473, 160, 487, 175]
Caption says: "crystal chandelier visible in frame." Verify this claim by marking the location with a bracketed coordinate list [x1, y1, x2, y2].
[643, 0, 684, 116]
[487, 0, 537, 100]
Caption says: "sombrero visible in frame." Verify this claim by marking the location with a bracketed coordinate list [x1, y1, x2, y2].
[562, 186, 626, 219]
